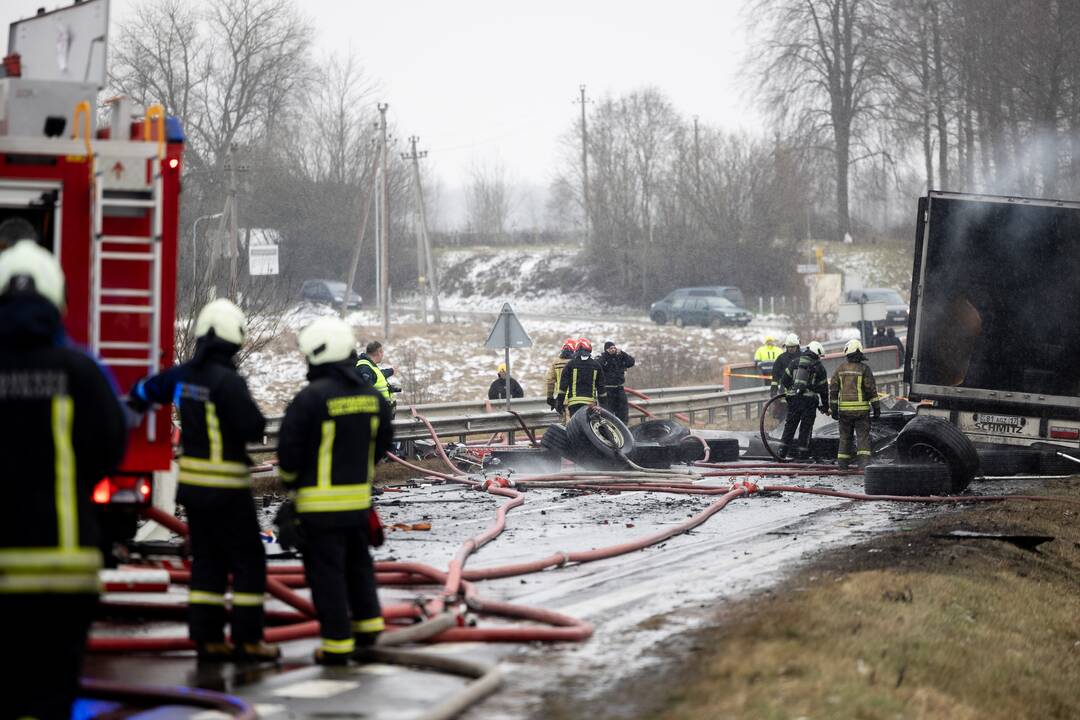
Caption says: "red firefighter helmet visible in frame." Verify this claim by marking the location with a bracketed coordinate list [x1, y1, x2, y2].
[561, 337, 578, 352]
[577, 337, 592, 353]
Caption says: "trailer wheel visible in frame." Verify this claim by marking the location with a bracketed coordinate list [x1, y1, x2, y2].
[896, 415, 979, 492]
[567, 405, 635, 462]
[631, 419, 690, 445]
[539, 424, 571, 458]
[864, 463, 952, 496]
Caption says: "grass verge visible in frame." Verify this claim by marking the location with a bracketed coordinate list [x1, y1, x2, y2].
[648, 480, 1080, 720]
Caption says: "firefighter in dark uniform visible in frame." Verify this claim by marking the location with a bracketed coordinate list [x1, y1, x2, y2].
[770, 333, 801, 396]
[0, 241, 127, 720]
[778, 340, 830, 459]
[129, 299, 277, 662]
[599, 341, 635, 423]
[829, 338, 881, 469]
[278, 317, 394, 665]
[557, 337, 605, 418]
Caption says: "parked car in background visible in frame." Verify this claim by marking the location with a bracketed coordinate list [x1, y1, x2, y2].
[844, 287, 909, 326]
[649, 286, 747, 324]
[670, 296, 753, 328]
[301, 279, 362, 308]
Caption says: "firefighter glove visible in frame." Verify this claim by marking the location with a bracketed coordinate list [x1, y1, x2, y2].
[546, 396, 557, 410]
[830, 404, 839, 418]
[818, 405, 830, 417]
[555, 398, 565, 414]
[769, 385, 778, 397]
[872, 405, 881, 420]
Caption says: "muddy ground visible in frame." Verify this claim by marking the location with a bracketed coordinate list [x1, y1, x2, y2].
[532, 478, 1080, 720]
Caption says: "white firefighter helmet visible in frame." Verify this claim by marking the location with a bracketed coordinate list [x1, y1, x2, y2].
[807, 340, 825, 357]
[784, 333, 800, 348]
[0, 239, 65, 310]
[194, 298, 247, 345]
[298, 316, 355, 366]
[844, 338, 864, 356]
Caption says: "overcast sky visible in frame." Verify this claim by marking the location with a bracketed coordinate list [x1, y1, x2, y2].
[4, 0, 760, 202]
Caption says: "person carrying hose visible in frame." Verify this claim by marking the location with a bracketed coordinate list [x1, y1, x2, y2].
[129, 299, 277, 663]
[277, 317, 394, 665]
[557, 337, 605, 418]
[829, 338, 881, 469]
[0, 241, 127, 720]
[545, 338, 576, 419]
[778, 340, 829, 459]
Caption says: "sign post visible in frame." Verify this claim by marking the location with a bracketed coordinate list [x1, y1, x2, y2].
[484, 303, 532, 411]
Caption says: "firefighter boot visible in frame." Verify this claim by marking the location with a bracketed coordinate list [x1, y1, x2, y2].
[313, 648, 351, 667]
[836, 458, 850, 470]
[352, 630, 381, 663]
[196, 641, 236, 663]
[236, 642, 281, 663]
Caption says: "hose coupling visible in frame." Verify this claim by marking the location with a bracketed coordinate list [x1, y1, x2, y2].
[729, 480, 760, 495]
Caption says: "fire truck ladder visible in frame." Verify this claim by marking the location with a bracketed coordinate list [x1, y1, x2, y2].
[90, 154, 165, 442]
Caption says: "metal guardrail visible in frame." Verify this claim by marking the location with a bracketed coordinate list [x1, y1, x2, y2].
[251, 370, 905, 454]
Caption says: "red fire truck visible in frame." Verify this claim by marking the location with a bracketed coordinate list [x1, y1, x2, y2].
[1, 0, 181, 548]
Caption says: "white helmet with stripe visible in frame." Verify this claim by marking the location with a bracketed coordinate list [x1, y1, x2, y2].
[299, 316, 356, 366]
[0, 239, 65, 310]
[843, 338, 864, 356]
[194, 298, 247, 345]
[784, 333, 800, 348]
[807, 340, 825, 357]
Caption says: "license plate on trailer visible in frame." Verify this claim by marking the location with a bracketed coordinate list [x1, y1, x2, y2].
[963, 412, 1030, 436]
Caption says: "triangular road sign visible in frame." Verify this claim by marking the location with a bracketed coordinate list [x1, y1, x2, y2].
[484, 302, 533, 349]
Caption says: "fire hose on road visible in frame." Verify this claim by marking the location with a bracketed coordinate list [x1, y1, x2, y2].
[86, 408, 1080, 718]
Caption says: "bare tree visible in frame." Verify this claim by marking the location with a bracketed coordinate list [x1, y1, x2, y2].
[754, 0, 889, 240]
[465, 159, 514, 242]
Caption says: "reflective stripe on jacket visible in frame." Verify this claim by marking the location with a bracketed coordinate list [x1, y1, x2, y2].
[829, 360, 879, 413]
[558, 356, 604, 407]
[0, 295, 127, 595]
[356, 358, 392, 403]
[754, 345, 782, 362]
[133, 339, 265, 493]
[277, 362, 394, 526]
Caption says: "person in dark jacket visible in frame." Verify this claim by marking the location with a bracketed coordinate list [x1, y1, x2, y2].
[778, 340, 830, 459]
[599, 341, 635, 423]
[129, 299, 276, 663]
[557, 337, 605, 418]
[487, 362, 524, 400]
[870, 325, 887, 348]
[278, 317, 394, 665]
[885, 327, 904, 358]
[770, 333, 801, 397]
[0, 241, 127, 720]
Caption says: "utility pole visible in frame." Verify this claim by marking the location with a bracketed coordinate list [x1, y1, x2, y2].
[693, 115, 701, 197]
[341, 145, 380, 318]
[205, 144, 246, 302]
[401, 135, 442, 324]
[377, 103, 391, 339]
[574, 85, 590, 248]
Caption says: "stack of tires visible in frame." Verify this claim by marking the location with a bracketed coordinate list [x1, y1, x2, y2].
[864, 415, 978, 496]
[539, 413, 741, 470]
[628, 419, 740, 468]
